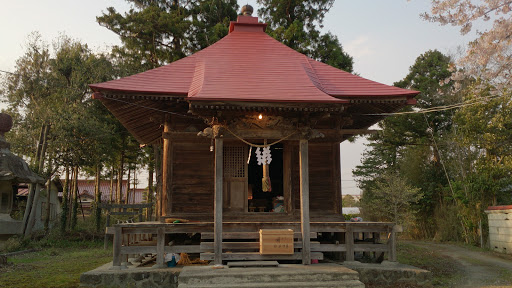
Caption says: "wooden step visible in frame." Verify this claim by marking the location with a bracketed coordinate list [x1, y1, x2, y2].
[201, 232, 317, 240]
[200, 241, 321, 251]
[200, 252, 323, 261]
[227, 261, 279, 268]
[178, 280, 364, 288]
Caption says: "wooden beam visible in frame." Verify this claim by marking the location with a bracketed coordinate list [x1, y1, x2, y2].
[219, 128, 377, 141]
[299, 139, 311, 265]
[166, 245, 202, 253]
[339, 129, 378, 135]
[311, 244, 347, 252]
[214, 138, 223, 265]
[201, 232, 317, 239]
[162, 131, 209, 140]
[200, 241, 320, 251]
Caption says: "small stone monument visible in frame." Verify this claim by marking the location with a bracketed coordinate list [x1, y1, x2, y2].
[0, 113, 43, 237]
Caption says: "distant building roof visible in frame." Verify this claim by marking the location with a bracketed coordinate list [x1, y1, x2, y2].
[18, 180, 147, 204]
[342, 207, 360, 215]
[74, 179, 146, 204]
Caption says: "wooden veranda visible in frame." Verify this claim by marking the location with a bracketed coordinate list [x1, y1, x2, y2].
[108, 221, 399, 268]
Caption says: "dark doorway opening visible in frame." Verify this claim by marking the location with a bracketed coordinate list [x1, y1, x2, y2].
[247, 143, 283, 212]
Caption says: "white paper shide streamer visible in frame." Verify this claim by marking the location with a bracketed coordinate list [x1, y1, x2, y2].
[256, 146, 272, 165]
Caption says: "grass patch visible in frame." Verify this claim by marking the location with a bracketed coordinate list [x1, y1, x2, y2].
[0, 245, 111, 288]
[0, 216, 112, 288]
[499, 268, 512, 284]
[397, 241, 463, 287]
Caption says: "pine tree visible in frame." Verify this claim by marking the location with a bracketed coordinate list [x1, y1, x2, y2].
[257, 0, 353, 72]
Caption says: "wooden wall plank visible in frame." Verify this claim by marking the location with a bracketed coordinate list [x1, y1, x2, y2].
[171, 142, 214, 213]
[292, 143, 337, 214]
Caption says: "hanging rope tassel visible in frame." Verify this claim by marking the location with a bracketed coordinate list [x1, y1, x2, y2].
[261, 140, 272, 192]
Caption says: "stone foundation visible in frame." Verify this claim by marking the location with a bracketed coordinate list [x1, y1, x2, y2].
[79, 263, 180, 288]
[343, 261, 432, 287]
[81, 261, 432, 287]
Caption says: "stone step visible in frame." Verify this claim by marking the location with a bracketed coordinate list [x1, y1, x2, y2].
[178, 280, 365, 288]
[227, 261, 279, 268]
[179, 264, 361, 286]
[200, 252, 324, 261]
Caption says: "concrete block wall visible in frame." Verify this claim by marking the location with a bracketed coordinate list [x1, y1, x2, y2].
[485, 206, 512, 254]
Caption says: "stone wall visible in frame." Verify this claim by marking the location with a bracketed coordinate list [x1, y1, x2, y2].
[344, 261, 432, 287]
[485, 206, 512, 254]
[79, 264, 180, 288]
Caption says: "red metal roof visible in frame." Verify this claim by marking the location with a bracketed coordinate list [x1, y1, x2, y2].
[486, 205, 512, 211]
[90, 15, 418, 103]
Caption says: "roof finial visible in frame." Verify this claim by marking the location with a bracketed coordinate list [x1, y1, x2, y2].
[241, 4, 253, 16]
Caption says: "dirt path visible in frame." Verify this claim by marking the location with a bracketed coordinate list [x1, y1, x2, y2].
[409, 241, 512, 288]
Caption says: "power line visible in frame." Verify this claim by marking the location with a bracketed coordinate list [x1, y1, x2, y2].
[0, 69, 18, 75]
[105, 97, 200, 119]
[362, 94, 505, 116]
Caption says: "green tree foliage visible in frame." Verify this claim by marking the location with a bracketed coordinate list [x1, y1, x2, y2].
[355, 50, 455, 238]
[188, 0, 238, 51]
[356, 49, 512, 244]
[1, 34, 122, 231]
[361, 171, 422, 226]
[257, 0, 353, 72]
[342, 194, 359, 207]
[97, 0, 238, 72]
[3, 35, 118, 169]
[448, 85, 512, 243]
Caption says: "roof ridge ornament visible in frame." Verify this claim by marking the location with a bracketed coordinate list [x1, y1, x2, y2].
[241, 4, 253, 16]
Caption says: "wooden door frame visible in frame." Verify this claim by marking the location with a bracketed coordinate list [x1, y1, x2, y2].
[223, 140, 293, 215]
[223, 143, 249, 214]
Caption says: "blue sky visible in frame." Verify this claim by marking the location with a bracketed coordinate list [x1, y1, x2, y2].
[0, 0, 474, 194]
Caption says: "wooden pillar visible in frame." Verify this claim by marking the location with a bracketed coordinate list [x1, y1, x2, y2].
[388, 227, 397, 262]
[155, 227, 166, 268]
[214, 138, 223, 265]
[104, 207, 111, 250]
[112, 226, 122, 268]
[162, 115, 172, 217]
[333, 143, 342, 214]
[283, 142, 293, 214]
[345, 224, 354, 261]
[299, 139, 311, 265]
